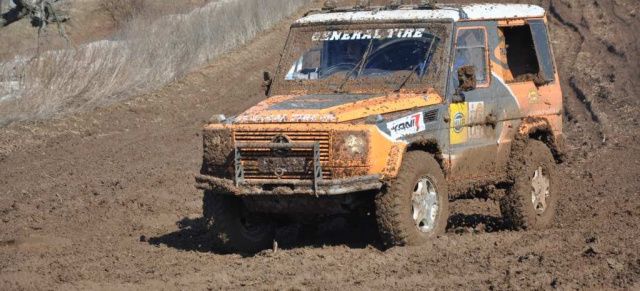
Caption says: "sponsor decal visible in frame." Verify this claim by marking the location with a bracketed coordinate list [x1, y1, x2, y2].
[449, 103, 468, 145]
[468, 102, 484, 139]
[450, 101, 488, 145]
[312, 28, 427, 42]
[386, 112, 425, 139]
[235, 114, 336, 123]
[289, 113, 337, 122]
[449, 102, 485, 145]
[528, 88, 540, 104]
[453, 112, 465, 133]
[235, 114, 287, 123]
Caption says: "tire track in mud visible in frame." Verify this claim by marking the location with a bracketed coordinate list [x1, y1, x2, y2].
[548, 0, 582, 39]
[546, 0, 639, 142]
[548, 0, 601, 131]
[546, 0, 638, 141]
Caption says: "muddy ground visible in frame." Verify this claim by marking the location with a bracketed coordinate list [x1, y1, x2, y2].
[1, 0, 639, 290]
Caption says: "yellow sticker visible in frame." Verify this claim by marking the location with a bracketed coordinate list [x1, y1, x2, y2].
[450, 103, 468, 145]
[528, 88, 540, 104]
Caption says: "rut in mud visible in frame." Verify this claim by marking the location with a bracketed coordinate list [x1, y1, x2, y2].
[1, 0, 639, 289]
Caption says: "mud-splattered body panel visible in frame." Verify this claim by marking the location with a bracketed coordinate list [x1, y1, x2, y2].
[446, 18, 563, 182]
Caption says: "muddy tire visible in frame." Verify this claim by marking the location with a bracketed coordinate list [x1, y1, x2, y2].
[203, 191, 275, 253]
[500, 139, 558, 230]
[375, 151, 449, 247]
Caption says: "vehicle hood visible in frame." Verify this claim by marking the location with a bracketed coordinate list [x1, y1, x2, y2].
[234, 92, 442, 124]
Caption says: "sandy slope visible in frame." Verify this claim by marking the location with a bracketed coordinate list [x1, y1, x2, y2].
[1, 0, 639, 289]
[0, 0, 212, 60]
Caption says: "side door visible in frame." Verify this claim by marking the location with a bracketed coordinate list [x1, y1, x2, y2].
[492, 19, 563, 171]
[446, 22, 501, 179]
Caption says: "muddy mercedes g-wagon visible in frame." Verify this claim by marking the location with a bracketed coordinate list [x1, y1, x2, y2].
[196, 2, 565, 252]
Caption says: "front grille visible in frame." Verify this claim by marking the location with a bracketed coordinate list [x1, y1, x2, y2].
[234, 131, 331, 180]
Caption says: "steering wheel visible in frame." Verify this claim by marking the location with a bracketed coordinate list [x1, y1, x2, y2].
[319, 63, 356, 79]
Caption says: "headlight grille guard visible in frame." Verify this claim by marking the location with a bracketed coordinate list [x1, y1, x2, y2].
[234, 142, 323, 195]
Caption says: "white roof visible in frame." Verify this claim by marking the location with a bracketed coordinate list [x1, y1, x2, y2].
[460, 4, 545, 20]
[295, 4, 545, 25]
[295, 9, 461, 24]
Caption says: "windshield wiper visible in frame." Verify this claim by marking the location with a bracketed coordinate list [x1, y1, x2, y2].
[336, 37, 375, 93]
[394, 39, 436, 93]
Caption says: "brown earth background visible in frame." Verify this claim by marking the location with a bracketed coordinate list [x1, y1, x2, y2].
[1, 0, 639, 289]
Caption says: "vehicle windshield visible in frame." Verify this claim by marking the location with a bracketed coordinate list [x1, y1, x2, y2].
[271, 23, 452, 95]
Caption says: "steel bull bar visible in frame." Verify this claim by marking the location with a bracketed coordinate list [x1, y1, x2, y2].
[196, 142, 382, 196]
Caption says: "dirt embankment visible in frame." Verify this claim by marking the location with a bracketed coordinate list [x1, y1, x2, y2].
[1, 0, 639, 290]
[0, 0, 212, 60]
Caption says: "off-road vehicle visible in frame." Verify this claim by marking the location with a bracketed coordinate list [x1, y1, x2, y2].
[196, 1, 565, 252]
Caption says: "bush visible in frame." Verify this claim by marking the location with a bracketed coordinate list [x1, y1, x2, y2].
[98, 0, 145, 26]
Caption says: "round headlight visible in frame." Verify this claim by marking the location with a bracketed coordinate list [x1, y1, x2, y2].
[344, 134, 366, 156]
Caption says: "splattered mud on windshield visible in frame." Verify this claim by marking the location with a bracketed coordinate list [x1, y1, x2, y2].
[271, 22, 452, 96]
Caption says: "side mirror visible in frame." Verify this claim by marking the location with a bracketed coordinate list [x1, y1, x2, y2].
[262, 71, 272, 96]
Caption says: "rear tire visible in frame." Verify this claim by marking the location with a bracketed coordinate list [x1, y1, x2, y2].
[375, 151, 449, 247]
[500, 139, 558, 230]
[203, 191, 275, 253]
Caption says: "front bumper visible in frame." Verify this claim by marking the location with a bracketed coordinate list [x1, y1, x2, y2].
[199, 123, 401, 195]
[195, 174, 383, 196]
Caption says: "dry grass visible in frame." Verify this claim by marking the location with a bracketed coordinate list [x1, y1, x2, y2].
[0, 0, 312, 124]
[98, 0, 146, 25]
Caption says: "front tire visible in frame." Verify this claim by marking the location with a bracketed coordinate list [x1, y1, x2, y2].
[500, 139, 558, 230]
[375, 151, 449, 247]
[203, 191, 275, 253]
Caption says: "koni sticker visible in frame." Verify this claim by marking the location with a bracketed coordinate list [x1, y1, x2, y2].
[386, 112, 425, 139]
[312, 28, 427, 42]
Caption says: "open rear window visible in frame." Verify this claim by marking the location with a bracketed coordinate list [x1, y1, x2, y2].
[500, 21, 555, 85]
[527, 19, 556, 82]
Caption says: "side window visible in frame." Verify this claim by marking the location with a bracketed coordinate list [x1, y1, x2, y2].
[285, 46, 321, 80]
[453, 27, 489, 87]
[500, 21, 555, 84]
